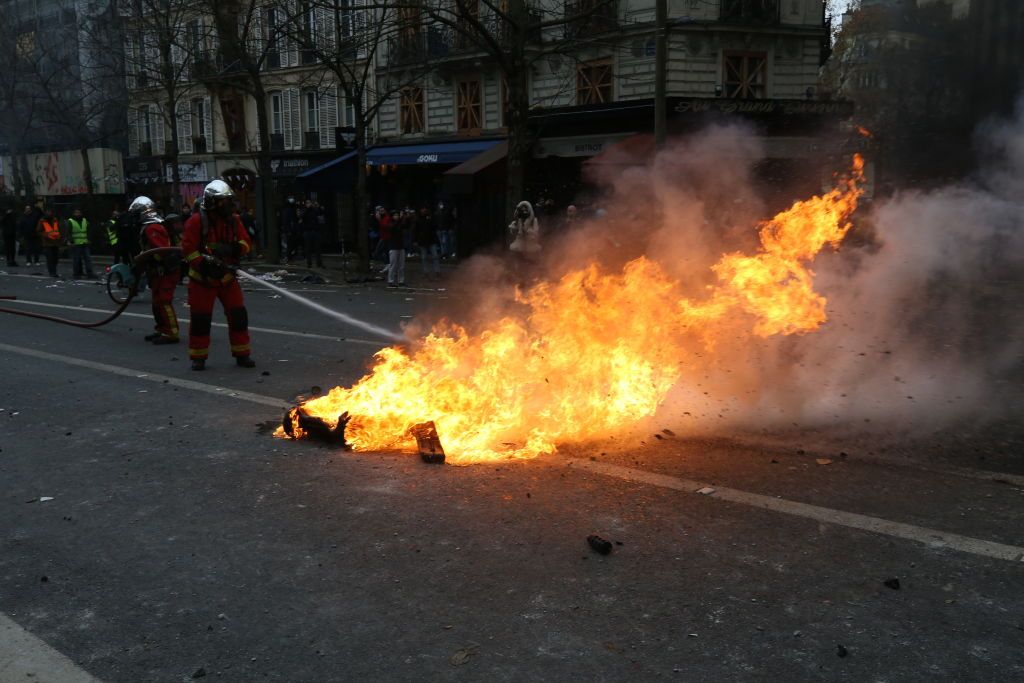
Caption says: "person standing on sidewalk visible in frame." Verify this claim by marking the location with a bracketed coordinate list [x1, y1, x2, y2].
[2, 208, 18, 267]
[37, 207, 63, 277]
[386, 209, 406, 288]
[67, 208, 97, 279]
[302, 200, 324, 269]
[104, 208, 125, 264]
[180, 179, 255, 371]
[19, 204, 42, 267]
[415, 205, 440, 281]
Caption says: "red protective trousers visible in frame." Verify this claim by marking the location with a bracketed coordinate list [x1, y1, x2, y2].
[187, 279, 251, 360]
[148, 271, 180, 340]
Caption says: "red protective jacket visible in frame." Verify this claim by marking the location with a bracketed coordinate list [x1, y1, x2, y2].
[181, 210, 252, 285]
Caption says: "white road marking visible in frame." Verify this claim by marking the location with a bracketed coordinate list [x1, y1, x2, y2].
[0, 612, 102, 682]
[564, 458, 1024, 564]
[0, 342, 291, 410]
[2, 341, 1023, 566]
[0, 298, 385, 346]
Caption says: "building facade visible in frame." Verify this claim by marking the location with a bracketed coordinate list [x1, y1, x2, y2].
[361, 0, 847, 251]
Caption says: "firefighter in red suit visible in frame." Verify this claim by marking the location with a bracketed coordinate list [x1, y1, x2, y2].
[181, 179, 256, 371]
[139, 212, 181, 344]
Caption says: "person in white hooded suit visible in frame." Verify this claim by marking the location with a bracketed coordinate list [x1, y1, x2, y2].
[508, 200, 541, 255]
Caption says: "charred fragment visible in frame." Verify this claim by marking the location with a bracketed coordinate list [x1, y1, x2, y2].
[410, 421, 446, 464]
[282, 408, 350, 447]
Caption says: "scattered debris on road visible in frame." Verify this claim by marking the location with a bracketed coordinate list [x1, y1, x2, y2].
[411, 421, 445, 464]
[587, 535, 613, 555]
[884, 578, 901, 590]
[837, 644, 848, 658]
[816, 458, 834, 465]
[697, 487, 716, 495]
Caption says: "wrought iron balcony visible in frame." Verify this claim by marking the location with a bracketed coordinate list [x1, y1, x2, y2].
[720, 0, 780, 25]
[564, 0, 618, 37]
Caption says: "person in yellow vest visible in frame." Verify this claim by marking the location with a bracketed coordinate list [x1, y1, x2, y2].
[68, 208, 96, 279]
[36, 207, 63, 278]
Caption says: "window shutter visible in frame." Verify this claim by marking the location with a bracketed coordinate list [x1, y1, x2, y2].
[143, 31, 159, 83]
[171, 42, 184, 82]
[203, 95, 213, 147]
[286, 1, 300, 66]
[315, 6, 336, 52]
[281, 90, 293, 149]
[319, 84, 338, 149]
[288, 88, 302, 150]
[151, 104, 166, 155]
[128, 108, 139, 156]
[355, 0, 368, 59]
[207, 17, 220, 55]
[124, 35, 137, 89]
[177, 99, 193, 154]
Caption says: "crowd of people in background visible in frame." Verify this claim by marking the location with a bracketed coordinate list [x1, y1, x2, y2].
[0, 191, 604, 284]
[368, 202, 457, 288]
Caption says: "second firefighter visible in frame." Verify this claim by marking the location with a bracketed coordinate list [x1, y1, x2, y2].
[181, 179, 256, 371]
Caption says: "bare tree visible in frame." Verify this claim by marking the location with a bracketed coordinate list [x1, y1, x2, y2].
[281, 0, 430, 267]
[201, 0, 322, 262]
[0, 2, 41, 199]
[398, 0, 620, 215]
[122, 0, 204, 205]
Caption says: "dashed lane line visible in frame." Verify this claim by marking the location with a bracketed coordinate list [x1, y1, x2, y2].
[2, 341, 1023, 566]
[0, 342, 291, 411]
[0, 297, 385, 346]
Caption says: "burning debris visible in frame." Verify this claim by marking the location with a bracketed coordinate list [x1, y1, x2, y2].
[410, 421, 445, 464]
[274, 155, 866, 464]
[281, 408, 349, 447]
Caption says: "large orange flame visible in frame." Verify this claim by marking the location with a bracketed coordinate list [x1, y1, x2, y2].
[279, 155, 865, 464]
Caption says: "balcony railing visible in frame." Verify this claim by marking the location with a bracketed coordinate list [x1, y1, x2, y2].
[270, 133, 285, 151]
[192, 135, 208, 153]
[564, 0, 618, 37]
[386, 13, 543, 67]
[304, 131, 320, 150]
[138, 141, 152, 157]
[720, 0, 780, 25]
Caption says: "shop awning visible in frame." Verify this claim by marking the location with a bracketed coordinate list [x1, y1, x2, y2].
[442, 140, 508, 195]
[367, 139, 503, 166]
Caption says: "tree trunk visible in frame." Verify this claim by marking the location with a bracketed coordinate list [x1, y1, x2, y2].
[503, 0, 531, 231]
[18, 154, 34, 201]
[166, 91, 181, 209]
[252, 82, 279, 262]
[78, 146, 95, 196]
[354, 110, 370, 272]
[504, 62, 530, 238]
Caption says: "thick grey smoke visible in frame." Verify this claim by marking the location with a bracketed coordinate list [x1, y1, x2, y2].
[432, 111, 1023, 442]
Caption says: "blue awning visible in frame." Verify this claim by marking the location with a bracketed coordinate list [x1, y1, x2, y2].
[366, 139, 503, 166]
[296, 149, 359, 179]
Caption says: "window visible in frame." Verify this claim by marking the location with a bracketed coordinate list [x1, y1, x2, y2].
[576, 59, 613, 104]
[187, 19, 203, 58]
[339, 0, 354, 40]
[267, 7, 281, 67]
[305, 91, 319, 132]
[723, 52, 766, 99]
[140, 107, 152, 142]
[191, 98, 207, 140]
[400, 86, 424, 134]
[271, 92, 283, 134]
[342, 96, 356, 127]
[456, 80, 482, 132]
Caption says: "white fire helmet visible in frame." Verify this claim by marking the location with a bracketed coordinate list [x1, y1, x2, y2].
[203, 179, 235, 209]
[140, 212, 164, 226]
[128, 196, 155, 214]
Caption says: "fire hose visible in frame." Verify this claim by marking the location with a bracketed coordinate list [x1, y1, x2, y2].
[0, 247, 183, 329]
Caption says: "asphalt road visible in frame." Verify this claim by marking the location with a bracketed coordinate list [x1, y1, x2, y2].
[1, 267, 1022, 682]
